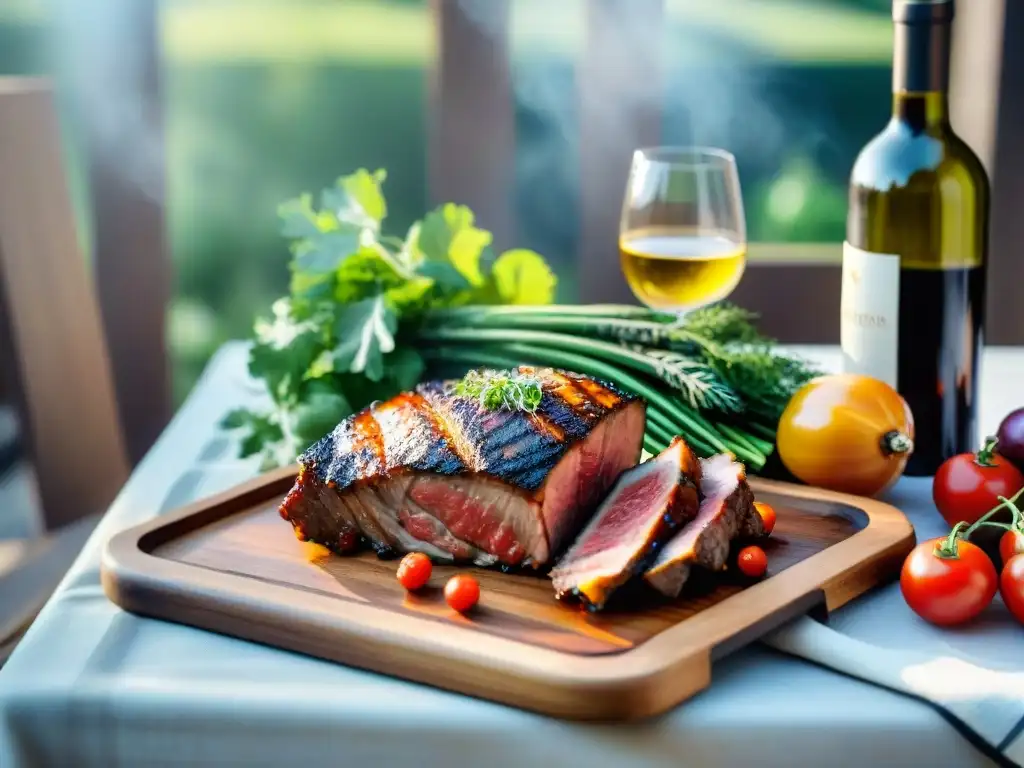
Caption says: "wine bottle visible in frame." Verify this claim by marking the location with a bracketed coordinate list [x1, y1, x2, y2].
[842, 0, 989, 476]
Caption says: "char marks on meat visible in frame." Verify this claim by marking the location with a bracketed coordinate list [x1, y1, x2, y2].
[643, 453, 764, 598]
[549, 437, 702, 610]
[279, 367, 646, 568]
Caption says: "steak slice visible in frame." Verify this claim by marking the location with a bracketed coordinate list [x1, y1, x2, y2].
[279, 368, 645, 567]
[643, 453, 764, 598]
[549, 437, 702, 610]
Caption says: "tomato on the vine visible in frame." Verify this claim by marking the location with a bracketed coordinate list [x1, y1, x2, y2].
[1000, 555, 1024, 625]
[1000, 530, 1024, 568]
[900, 537, 997, 626]
[932, 437, 1024, 527]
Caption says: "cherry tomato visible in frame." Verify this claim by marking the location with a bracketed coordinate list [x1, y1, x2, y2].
[444, 574, 480, 613]
[1000, 530, 1024, 567]
[1000, 554, 1024, 624]
[754, 502, 776, 536]
[736, 545, 768, 578]
[396, 552, 432, 591]
[900, 538, 997, 626]
[933, 438, 1024, 527]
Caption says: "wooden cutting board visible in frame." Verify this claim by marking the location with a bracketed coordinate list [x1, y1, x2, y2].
[101, 466, 915, 720]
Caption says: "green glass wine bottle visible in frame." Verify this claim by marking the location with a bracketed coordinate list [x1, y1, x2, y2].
[842, 0, 989, 476]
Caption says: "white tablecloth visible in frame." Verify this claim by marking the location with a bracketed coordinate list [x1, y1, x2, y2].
[0, 342, 1021, 767]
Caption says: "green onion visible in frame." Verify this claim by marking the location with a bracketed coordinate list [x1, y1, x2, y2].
[643, 434, 664, 456]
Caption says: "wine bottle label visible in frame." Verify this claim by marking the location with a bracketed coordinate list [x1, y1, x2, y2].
[840, 242, 900, 387]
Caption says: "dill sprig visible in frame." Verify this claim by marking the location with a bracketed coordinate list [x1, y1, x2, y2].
[674, 304, 820, 418]
[454, 369, 544, 413]
[624, 346, 742, 413]
[675, 303, 763, 345]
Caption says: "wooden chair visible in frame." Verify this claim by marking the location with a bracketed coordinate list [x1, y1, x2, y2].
[0, 78, 130, 531]
[0, 78, 132, 662]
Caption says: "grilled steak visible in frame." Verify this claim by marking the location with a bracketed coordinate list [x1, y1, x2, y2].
[279, 367, 646, 567]
[643, 453, 764, 598]
[549, 437, 702, 610]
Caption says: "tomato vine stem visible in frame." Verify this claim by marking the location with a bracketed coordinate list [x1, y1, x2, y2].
[937, 486, 1024, 558]
[974, 435, 1000, 467]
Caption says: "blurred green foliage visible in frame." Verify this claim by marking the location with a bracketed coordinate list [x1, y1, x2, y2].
[0, 0, 891, 406]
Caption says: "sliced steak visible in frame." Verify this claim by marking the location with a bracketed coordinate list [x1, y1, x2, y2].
[643, 453, 764, 598]
[279, 368, 645, 567]
[549, 437, 702, 610]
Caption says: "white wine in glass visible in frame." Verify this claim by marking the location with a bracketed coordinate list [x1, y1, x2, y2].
[619, 147, 747, 315]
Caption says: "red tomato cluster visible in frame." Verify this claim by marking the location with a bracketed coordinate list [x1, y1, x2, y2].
[911, 437, 1024, 627]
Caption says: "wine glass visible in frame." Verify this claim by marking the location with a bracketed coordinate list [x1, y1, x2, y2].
[619, 147, 747, 318]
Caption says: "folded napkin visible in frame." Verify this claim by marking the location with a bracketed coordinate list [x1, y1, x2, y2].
[763, 477, 1024, 768]
[764, 617, 1023, 767]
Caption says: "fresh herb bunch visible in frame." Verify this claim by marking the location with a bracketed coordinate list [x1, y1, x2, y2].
[224, 167, 818, 471]
[454, 369, 544, 413]
[415, 304, 820, 465]
[222, 168, 557, 469]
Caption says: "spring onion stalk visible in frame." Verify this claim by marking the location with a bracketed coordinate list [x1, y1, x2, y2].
[644, 419, 676, 448]
[715, 423, 766, 462]
[421, 311, 713, 356]
[427, 304, 658, 321]
[644, 434, 664, 456]
[736, 430, 775, 456]
[418, 327, 688, 393]
[645, 406, 681, 439]
[746, 421, 778, 443]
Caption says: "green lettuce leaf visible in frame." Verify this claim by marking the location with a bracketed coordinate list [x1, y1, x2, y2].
[385, 347, 425, 391]
[292, 229, 362, 274]
[278, 193, 335, 239]
[248, 299, 325, 403]
[417, 204, 492, 288]
[489, 248, 557, 304]
[332, 295, 398, 381]
[321, 168, 387, 232]
[291, 380, 352, 446]
[332, 246, 404, 302]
